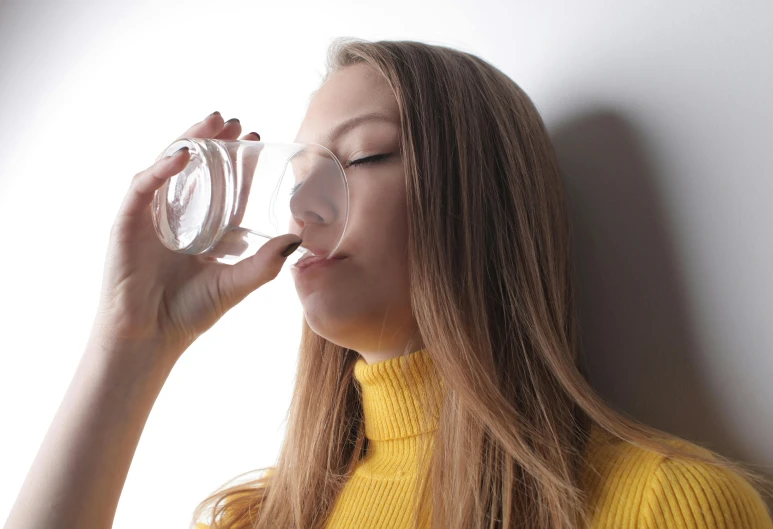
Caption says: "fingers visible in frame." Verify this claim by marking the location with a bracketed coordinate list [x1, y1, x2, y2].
[119, 147, 190, 217]
[127, 113, 260, 220]
[215, 118, 242, 140]
[122, 112, 259, 223]
[215, 234, 303, 308]
[175, 111, 225, 141]
[175, 112, 259, 143]
[213, 118, 260, 142]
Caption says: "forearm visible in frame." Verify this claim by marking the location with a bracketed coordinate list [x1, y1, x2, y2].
[3, 335, 175, 529]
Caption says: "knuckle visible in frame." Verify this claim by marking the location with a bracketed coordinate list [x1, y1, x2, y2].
[132, 165, 154, 184]
[214, 273, 233, 309]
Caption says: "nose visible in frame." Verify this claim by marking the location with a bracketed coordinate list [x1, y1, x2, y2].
[287, 153, 347, 253]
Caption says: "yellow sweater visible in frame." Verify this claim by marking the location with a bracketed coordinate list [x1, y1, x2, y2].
[196, 348, 773, 528]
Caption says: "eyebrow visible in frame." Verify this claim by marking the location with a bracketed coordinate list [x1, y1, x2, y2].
[320, 111, 399, 145]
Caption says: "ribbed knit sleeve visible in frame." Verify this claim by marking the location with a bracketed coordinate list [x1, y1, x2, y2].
[639, 456, 773, 528]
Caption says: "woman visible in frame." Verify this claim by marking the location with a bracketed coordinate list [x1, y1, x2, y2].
[6, 38, 772, 529]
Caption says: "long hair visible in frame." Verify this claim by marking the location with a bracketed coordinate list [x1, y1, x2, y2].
[190, 37, 773, 529]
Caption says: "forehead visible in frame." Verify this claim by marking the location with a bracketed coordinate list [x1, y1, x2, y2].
[294, 63, 399, 145]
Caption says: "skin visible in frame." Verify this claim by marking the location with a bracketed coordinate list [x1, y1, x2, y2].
[291, 63, 424, 365]
[3, 112, 302, 529]
[2, 69, 425, 528]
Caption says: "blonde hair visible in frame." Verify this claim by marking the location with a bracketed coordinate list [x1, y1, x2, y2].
[191, 37, 773, 529]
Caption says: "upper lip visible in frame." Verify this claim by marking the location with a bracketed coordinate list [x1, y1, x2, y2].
[295, 248, 348, 267]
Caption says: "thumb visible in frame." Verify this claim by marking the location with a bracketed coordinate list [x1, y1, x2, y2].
[217, 234, 303, 307]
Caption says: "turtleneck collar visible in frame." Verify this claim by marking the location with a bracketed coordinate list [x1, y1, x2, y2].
[354, 348, 446, 441]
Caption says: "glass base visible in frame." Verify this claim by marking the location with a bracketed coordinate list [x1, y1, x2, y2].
[152, 138, 233, 254]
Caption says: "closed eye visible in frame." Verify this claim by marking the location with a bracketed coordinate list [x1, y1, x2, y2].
[345, 153, 391, 168]
[290, 153, 393, 195]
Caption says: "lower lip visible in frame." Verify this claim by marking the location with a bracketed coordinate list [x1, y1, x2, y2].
[292, 257, 347, 276]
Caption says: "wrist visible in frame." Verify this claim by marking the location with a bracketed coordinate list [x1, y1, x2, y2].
[84, 331, 178, 389]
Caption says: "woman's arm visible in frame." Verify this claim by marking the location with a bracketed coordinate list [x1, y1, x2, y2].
[3, 334, 176, 529]
[3, 111, 296, 529]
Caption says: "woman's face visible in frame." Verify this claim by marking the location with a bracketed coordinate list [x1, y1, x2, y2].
[290, 63, 423, 364]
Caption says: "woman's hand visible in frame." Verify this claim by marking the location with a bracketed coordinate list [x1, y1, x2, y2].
[90, 111, 302, 364]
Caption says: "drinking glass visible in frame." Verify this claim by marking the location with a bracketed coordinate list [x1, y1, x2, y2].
[151, 137, 350, 266]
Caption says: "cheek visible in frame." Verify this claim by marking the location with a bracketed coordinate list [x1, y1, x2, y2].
[344, 169, 408, 254]
[344, 248, 410, 310]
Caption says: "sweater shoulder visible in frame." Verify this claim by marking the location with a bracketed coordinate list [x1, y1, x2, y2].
[583, 426, 773, 528]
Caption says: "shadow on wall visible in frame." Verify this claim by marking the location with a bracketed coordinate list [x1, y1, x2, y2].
[549, 108, 772, 493]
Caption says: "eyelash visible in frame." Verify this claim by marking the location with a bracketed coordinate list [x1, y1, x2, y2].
[290, 153, 391, 195]
[346, 153, 390, 168]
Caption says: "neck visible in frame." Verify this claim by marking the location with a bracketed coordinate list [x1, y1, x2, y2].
[352, 348, 446, 477]
[354, 347, 445, 441]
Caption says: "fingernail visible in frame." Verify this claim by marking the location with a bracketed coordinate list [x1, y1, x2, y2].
[250, 132, 261, 140]
[281, 240, 302, 257]
[225, 118, 240, 125]
[168, 147, 188, 158]
[208, 111, 220, 118]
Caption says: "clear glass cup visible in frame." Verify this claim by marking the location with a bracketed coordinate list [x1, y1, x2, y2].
[151, 137, 350, 266]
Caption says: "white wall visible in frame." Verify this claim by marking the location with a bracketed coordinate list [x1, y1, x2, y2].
[1, 1, 770, 526]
